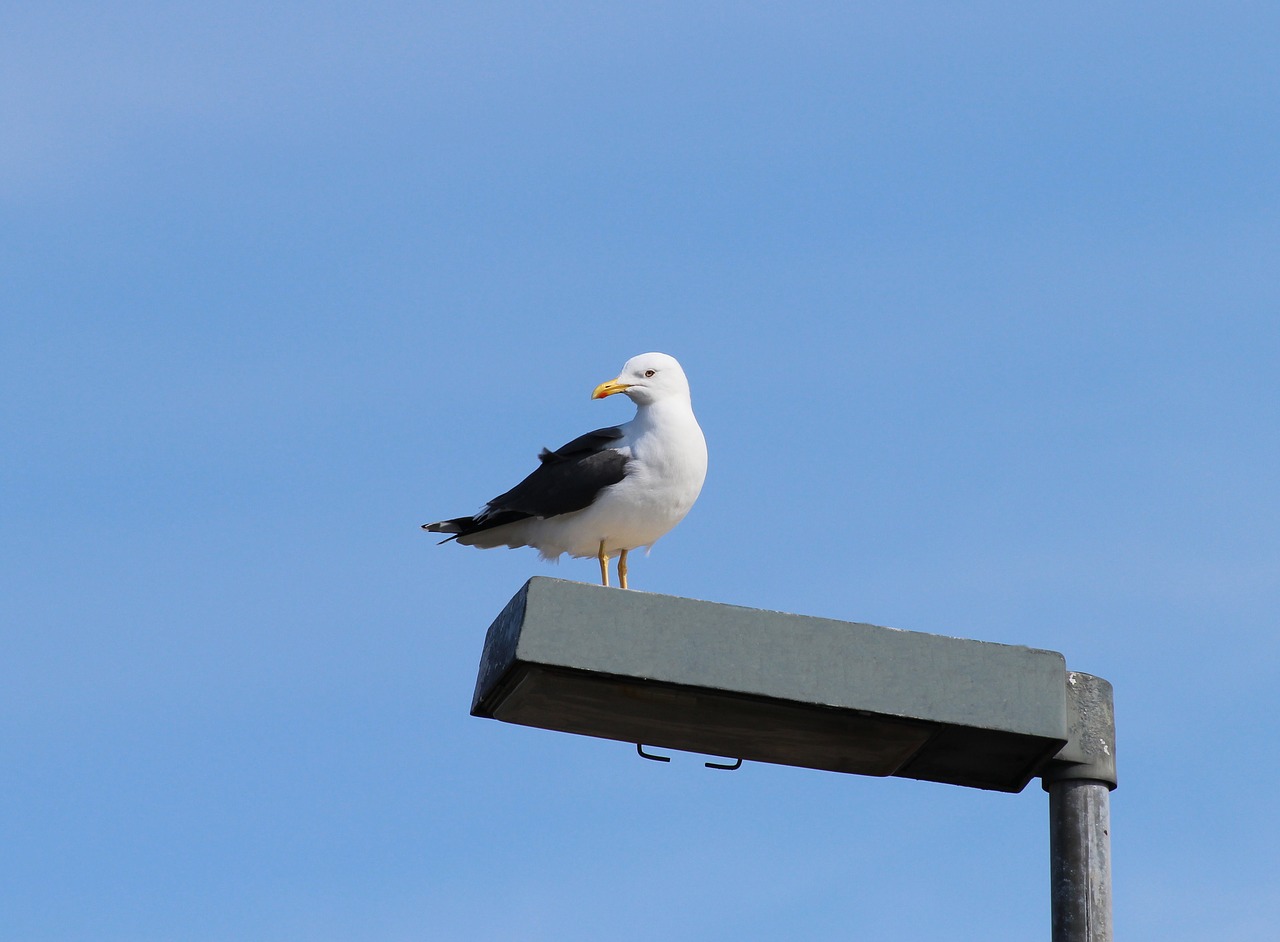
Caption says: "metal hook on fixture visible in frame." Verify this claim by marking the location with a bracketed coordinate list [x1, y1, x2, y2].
[636, 743, 671, 762]
[704, 757, 744, 771]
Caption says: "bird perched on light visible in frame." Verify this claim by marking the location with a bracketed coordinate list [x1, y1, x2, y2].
[423, 352, 707, 589]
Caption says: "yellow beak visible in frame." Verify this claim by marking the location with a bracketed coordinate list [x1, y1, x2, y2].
[592, 379, 631, 400]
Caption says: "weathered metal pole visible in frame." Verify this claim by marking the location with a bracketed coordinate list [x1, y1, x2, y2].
[1041, 673, 1118, 942]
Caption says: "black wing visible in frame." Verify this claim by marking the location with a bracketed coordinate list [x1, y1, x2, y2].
[426, 426, 628, 539]
[535, 426, 626, 465]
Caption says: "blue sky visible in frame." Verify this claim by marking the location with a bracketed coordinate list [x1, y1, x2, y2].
[3, 3, 1277, 939]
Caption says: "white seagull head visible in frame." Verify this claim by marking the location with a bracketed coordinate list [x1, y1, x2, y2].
[592, 352, 692, 407]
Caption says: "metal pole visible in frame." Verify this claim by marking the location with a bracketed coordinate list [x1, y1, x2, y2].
[1048, 779, 1112, 941]
[1041, 672, 1118, 942]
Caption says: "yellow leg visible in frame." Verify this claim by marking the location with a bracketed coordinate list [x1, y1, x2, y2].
[598, 540, 610, 587]
[618, 549, 629, 589]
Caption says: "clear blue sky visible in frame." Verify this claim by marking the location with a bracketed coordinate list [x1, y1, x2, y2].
[4, 4, 1277, 939]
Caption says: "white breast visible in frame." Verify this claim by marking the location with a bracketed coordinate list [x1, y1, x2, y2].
[525, 401, 707, 559]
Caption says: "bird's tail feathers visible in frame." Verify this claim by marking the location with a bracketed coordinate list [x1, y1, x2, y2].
[422, 517, 472, 544]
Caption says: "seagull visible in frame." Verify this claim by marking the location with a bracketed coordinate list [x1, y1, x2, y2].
[423, 352, 707, 588]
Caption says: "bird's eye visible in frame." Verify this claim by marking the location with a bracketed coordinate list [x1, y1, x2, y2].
[644, 369, 656, 378]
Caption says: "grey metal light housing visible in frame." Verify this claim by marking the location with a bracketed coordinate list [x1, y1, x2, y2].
[472, 578, 1071, 792]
